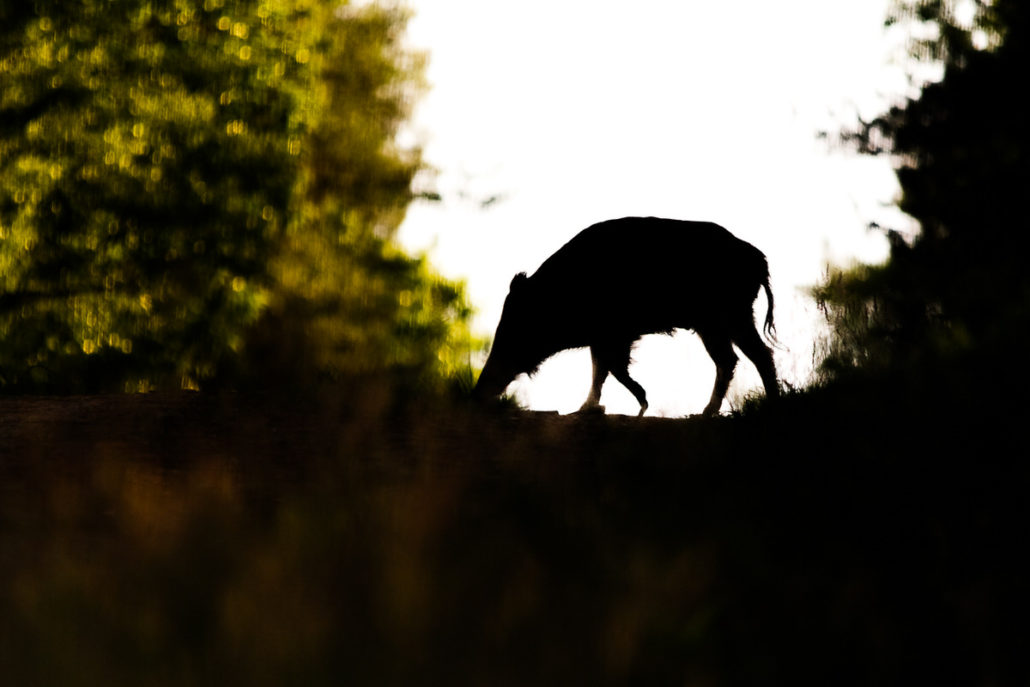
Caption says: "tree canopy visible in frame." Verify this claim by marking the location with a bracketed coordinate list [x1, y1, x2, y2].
[814, 0, 1030, 382]
[0, 0, 474, 392]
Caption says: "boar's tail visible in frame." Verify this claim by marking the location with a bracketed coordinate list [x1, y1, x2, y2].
[760, 269, 779, 347]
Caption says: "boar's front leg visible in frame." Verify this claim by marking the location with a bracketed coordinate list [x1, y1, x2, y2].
[578, 347, 608, 412]
[579, 342, 648, 416]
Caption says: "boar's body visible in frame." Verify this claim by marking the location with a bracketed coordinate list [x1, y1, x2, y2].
[475, 217, 779, 416]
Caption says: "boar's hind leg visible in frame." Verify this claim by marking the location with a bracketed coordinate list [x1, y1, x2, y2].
[731, 322, 779, 401]
[698, 331, 738, 417]
[580, 342, 648, 416]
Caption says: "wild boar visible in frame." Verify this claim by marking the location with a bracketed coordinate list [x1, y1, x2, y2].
[474, 216, 779, 416]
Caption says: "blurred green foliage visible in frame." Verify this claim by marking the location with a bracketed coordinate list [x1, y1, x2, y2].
[0, 0, 475, 392]
[814, 0, 1030, 381]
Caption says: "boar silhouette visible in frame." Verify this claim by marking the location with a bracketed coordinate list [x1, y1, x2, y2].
[474, 217, 778, 416]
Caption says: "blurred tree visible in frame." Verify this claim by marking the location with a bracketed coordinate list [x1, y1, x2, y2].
[253, 2, 476, 390]
[813, 0, 1030, 381]
[0, 0, 474, 392]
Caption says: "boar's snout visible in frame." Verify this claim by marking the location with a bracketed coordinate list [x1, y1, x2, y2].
[475, 271, 532, 402]
[473, 357, 514, 401]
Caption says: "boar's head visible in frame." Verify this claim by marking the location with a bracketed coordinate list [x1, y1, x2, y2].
[474, 272, 550, 400]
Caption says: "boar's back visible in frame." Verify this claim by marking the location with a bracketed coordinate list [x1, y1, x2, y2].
[528, 217, 768, 336]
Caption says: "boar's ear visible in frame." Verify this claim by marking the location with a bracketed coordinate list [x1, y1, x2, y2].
[509, 272, 529, 292]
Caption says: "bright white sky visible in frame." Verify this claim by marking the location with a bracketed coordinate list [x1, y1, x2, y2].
[398, 0, 918, 416]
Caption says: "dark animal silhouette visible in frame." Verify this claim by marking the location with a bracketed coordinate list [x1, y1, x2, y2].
[474, 217, 779, 416]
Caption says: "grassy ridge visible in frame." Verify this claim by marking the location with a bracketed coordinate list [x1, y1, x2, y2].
[1, 380, 1026, 685]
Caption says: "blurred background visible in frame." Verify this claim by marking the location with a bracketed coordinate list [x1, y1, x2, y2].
[3, 0, 1017, 413]
[0, 0, 477, 397]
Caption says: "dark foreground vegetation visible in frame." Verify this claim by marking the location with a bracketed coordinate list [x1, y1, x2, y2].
[2, 370, 1027, 686]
